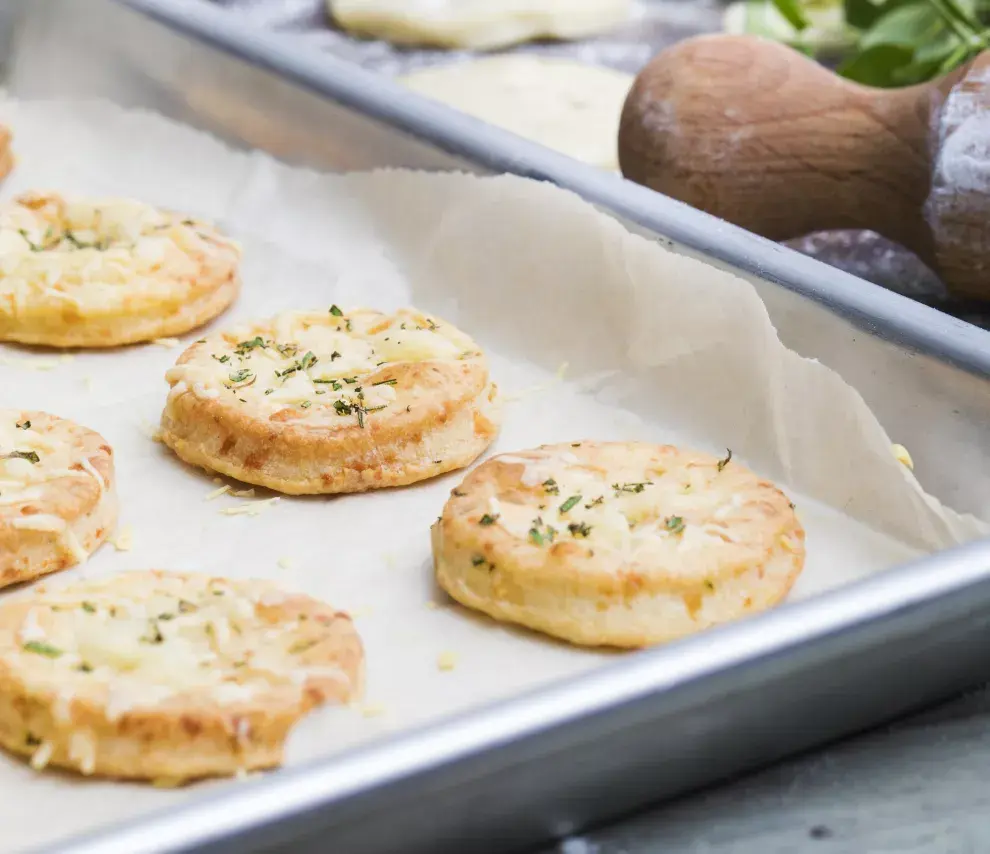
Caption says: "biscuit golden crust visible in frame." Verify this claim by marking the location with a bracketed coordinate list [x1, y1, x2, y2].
[159, 308, 501, 494]
[0, 124, 13, 183]
[0, 570, 364, 782]
[0, 192, 240, 348]
[432, 441, 805, 648]
[0, 410, 116, 588]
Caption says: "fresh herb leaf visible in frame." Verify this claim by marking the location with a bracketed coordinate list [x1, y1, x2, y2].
[770, 0, 811, 30]
[4, 450, 40, 464]
[23, 640, 62, 658]
[585, 496, 605, 509]
[471, 555, 486, 566]
[300, 401, 312, 409]
[479, 513, 499, 526]
[717, 449, 733, 472]
[228, 368, 254, 386]
[329, 305, 343, 316]
[542, 478, 560, 495]
[15, 420, 30, 430]
[568, 522, 593, 538]
[664, 515, 687, 535]
[212, 354, 230, 364]
[559, 495, 582, 514]
[331, 351, 341, 361]
[81, 602, 96, 614]
[299, 351, 318, 371]
[613, 482, 651, 494]
[372, 378, 398, 386]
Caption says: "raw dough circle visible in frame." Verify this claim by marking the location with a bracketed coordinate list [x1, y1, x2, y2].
[0, 193, 241, 348]
[0, 570, 364, 782]
[160, 307, 501, 494]
[331, 0, 633, 50]
[432, 441, 805, 648]
[0, 410, 117, 589]
[401, 56, 634, 171]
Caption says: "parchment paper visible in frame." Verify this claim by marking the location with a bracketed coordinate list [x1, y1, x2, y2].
[0, 98, 985, 852]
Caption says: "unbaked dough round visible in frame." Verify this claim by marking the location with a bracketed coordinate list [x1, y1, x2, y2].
[0, 570, 364, 782]
[0, 192, 240, 348]
[160, 307, 501, 494]
[0, 410, 117, 589]
[331, 0, 633, 50]
[401, 56, 634, 171]
[432, 441, 805, 648]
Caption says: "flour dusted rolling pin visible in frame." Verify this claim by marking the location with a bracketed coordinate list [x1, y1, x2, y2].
[618, 35, 990, 301]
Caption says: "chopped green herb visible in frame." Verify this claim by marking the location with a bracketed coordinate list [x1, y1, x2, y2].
[664, 515, 686, 535]
[343, 377, 357, 384]
[479, 514, 499, 526]
[81, 602, 96, 614]
[559, 495, 582, 514]
[717, 449, 733, 472]
[585, 496, 604, 509]
[452, 489, 466, 497]
[613, 482, 651, 494]
[299, 351, 318, 371]
[571, 443, 582, 448]
[15, 420, 30, 430]
[235, 336, 266, 355]
[140, 620, 165, 645]
[333, 400, 353, 416]
[329, 305, 344, 316]
[275, 342, 298, 357]
[195, 338, 207, 344]
[471, 555, 486, 566]
[212, 354, 230, 364]
[528, 519, 557, 547]
[264, 388, 274, 396]
[346, 319, 352, 332]
[25, 733, 41, 747]
[542, 478, 559, 495]
[4, 450, 40, 464]
[228, 368, 254, 385]
[331, 351, 341, 361]
[23, 640, 62, 658]
[568, 522, 593, 538]
[77, 662, 94, 673]
[177, 599, 197, 613]
[372, 378, 398, 386]
[289, 639, 317, 654]
[703, 580, 715, 591]
[158, 612, 176, 621]
[300, 401, 312, 409]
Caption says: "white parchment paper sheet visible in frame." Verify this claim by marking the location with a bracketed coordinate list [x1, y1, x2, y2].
[0, 99, 985, 851]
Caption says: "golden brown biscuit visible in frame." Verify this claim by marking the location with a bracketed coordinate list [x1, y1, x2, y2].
[159, 307, 501, 494]
[432, 441, 805, 648]
[0, 410, 116, 588]
[0, 124, 13, 182]
[0, 570, 364, 782]
[0, 192, 240, 348]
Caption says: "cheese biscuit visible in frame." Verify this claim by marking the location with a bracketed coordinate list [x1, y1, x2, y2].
[160, 307, 501, 494]
[0, 411, 116, 588]
[432, 441, 805, 647]
[0, 192, 240, 348]
[0, 570, 364, 782]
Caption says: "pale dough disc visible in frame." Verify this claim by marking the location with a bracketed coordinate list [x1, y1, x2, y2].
[160, 307, 501, 494]
[0, 192, 241, 348]
[433, 441, 806, 648]
[401, 56, 634, 171]
[331, 0, 633, 50]
[0, 410, 117, 589]
[0, 570, 364, 782]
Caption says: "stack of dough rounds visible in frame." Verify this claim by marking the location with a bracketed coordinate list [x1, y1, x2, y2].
[330, 0, 633, 50]
[0, 192, 240, 348]
[432, 441, 805, 648]
[0, 124, 13, 183]
[160, 307, 501, 494]
[401, 56, 635, 171]
[0, 411, 116, 589]
[0, 570, 364, 781]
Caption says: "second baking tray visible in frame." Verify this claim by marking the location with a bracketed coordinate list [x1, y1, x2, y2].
[6, 1, 990, 853]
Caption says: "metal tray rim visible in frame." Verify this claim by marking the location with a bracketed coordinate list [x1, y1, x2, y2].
[123, 0, 990, 380]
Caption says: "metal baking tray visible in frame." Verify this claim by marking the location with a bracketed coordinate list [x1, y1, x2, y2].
[5, 1, 990, 852]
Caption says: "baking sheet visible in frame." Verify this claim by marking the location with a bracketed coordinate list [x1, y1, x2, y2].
[0, 97, 985, 852]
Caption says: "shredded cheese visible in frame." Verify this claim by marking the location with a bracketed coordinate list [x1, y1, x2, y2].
[111, 525, 134, 552]
[437, 651, 458, 671]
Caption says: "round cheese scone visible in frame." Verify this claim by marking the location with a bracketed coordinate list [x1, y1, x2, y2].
[0, 570, 364, 782]
[0, 192, 240, 348]
[432, 441, 805, 648]
[160, 307, 501, 494]
[0, 411, 117, 589]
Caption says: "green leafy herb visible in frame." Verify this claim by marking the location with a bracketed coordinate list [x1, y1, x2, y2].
[212, 354, 230, 364]
[300, 400, 312, 409]
[559, 495, 582, 514]
[77, 662, 94, 673]
[613, 482, 651, 495]
[15, 420, 30, 430]
[330, 351, 341, 361]
[542, 478, 560, 495]
[81, 602, 96, 614]
[299, 351, 318, 371]
[4, 450, 40, 464]
[471, 555, 486, 566]
[717, 449, 733, 472]
[479, 513, 499, 526]
[568, 522, 593, 538]
[25, 733, 41, 747]
[228, 368, 254, 386]
[329, 304, 344, 316]
[23, 640, 62, 658]
[140, 619, 165, 645]
[664, 515, 687, 535]
[704, 580, 716, 591]
[372, 378, 398, 386]
[585, 496, 605, 509]
[528, 517, 557, 546]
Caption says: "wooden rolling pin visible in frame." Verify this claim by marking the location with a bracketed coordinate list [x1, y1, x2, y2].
[619, 35, 990, 301]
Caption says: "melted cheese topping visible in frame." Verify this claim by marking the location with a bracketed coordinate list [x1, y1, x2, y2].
[8, 572, 349, 719]
[0, 192, 239, 316]
[166, 307, 482, 427]
[0, 414, 104, 518]
[486, 445, 769, 566]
